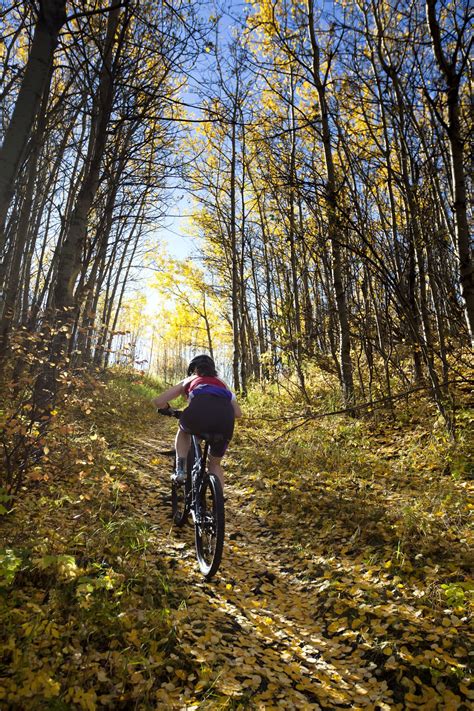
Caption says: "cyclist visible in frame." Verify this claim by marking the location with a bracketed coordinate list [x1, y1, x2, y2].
[152, 355, 241, 487]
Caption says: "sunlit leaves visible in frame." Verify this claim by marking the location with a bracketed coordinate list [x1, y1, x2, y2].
[149, 252, 233, 353]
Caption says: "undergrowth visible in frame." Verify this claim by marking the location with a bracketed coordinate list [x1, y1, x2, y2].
[234, 373, 472, 565]
[0, 368, 200, 708]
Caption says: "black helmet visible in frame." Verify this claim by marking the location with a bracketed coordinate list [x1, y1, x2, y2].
[187, 354, 216, 377]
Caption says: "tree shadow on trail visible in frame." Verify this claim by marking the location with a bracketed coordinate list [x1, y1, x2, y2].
[139, 429, 470, 709]
[153, 486, 391, 708]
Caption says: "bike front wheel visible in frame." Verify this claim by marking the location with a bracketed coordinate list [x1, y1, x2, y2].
[195, 473, 225, 579]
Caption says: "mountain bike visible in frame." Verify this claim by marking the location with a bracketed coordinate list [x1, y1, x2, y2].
[158, 407, 225, 579]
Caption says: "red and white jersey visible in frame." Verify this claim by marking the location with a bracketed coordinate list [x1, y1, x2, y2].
[183, 375, 234, 402]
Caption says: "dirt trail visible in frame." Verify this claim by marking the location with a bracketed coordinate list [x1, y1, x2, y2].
[124, 430, 396, 711]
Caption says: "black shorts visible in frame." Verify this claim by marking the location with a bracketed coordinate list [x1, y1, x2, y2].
[179, 393, 235, 458]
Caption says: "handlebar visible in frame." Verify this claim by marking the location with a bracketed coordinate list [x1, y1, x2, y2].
[157, 407, 182, 419]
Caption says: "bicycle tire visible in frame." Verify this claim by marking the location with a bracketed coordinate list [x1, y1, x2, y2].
[194, 473, 225, 579]
[171, 448, 194, 526]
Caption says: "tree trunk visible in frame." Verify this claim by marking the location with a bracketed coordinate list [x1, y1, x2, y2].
[230, 111, 241, 391]
[0, 68, 53, 357]
[202, 293, 214, 360]
[32, 4, 122, 413]
[52, 5, 121, 319]
[307, 0, 354, 408]
[426, 0, 474, 343]
[0, 0, 66, 250]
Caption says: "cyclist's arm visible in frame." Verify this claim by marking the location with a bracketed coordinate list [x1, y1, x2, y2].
[219, 379, 242, 418]
[152, 381, 186, 409]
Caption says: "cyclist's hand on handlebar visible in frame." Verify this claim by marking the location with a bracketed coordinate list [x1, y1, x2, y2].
[157, 406, 173, 415]
[157, 406, 182, 418]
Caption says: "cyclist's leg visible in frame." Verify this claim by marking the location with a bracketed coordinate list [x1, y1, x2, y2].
[208, 455, 224, 488]
[208, 437, 230, 489]
[175, 427, 191, 459]
[174, 426, 191, 479]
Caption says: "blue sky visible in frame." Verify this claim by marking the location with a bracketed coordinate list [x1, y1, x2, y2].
[153, 1, 248, 260]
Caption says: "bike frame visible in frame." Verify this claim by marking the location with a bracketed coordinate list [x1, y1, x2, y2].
[162, 407, 225, 578]
[189, 435, 210, 520]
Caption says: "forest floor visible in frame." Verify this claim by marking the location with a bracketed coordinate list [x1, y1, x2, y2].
[0, 371, 472, 709]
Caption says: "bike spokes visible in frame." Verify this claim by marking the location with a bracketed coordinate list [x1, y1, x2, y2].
[170, 441, 225, 579]
[171, 449, 194, 526]
[171, 479, 188, 526]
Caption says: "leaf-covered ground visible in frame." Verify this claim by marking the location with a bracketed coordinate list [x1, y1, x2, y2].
[0, 372, 472, 709]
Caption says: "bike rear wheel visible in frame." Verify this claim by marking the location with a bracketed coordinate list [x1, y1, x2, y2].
[195, 473, 225, 579]
[171, 449, 193, 526]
